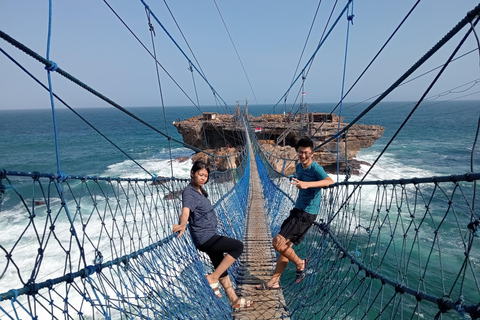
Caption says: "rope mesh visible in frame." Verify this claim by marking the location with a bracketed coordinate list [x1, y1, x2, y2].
[2, 118, 480, 319]
[0, 152, 249, 319]
[254, 140, 480, 319]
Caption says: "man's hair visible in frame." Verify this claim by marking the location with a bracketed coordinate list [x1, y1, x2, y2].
[296, 137, 314, 151]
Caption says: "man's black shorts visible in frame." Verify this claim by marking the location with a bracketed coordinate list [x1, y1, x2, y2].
[278, 208, 317, 245]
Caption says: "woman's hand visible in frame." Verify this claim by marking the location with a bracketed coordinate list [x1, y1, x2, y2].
[173, 223, 187, 238]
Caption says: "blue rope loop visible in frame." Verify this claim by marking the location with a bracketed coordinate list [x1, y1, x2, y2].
[45, 60, 58, 72]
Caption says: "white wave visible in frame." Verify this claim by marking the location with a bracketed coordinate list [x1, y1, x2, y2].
[355, 150, 436, 181]
[102, 157, 193, 179]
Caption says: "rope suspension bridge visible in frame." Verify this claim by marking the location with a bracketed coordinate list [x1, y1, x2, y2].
[2, 1, 480, 319]
[2, 117, 480, 319]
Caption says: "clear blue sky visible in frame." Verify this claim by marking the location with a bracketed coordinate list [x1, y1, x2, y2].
[1, 0, 479, 110]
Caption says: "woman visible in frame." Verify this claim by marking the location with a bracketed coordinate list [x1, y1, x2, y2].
[173, 160, 254, 309]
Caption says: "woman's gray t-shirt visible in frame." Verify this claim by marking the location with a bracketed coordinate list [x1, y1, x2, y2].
[182, 184, 217, 246]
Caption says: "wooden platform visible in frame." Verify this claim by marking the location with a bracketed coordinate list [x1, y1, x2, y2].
[233, 138, 290, 319]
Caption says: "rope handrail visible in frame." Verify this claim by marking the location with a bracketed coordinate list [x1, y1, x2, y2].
[326, 172, 480, 187]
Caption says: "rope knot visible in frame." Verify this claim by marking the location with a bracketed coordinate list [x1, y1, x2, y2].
[347, 14, 355, 24]
[395, 284, 406, 294]
[95, 251, 104, 265]
[438, 296, 453, 314]
[84, 266, 95, 277]
[318, 222, 328, 232]
[148, 22, 156, 36]
[56, 172, 67, 182]
[45, 60, 58, 72]
[468, 220, 480, 237]
[467, 302, 480, 319]
[455, 295, 465, 315]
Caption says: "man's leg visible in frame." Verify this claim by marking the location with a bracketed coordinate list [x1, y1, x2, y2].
[272, 234, 305, 271]
[258, 234, 305, 289]
[264, 251, 289, 288]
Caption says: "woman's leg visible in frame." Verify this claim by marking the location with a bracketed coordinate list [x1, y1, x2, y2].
[197, 235, 245, 304]
[197, 235, 243, 281]
[205, 253, 236, 284]
[218, 273, 238, 304]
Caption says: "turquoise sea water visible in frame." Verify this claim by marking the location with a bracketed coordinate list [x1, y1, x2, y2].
[1, 101, 480, 318]
[1, 100, 479, 179]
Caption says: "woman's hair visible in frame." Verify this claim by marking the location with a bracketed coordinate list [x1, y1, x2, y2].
[191, 160, 210, 177]
[190, 160, 210, 196]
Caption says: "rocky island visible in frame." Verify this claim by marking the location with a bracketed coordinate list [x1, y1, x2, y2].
[173, 111, 384, 176]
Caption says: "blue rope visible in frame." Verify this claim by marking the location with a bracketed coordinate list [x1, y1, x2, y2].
[42, 1, 89, 283]
[336, 1, 354, 182]
[45, 0, 61, 177]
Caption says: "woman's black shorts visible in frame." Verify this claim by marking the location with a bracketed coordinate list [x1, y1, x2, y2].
[196, 235, 243, 278]
[278, 208, 317, 245]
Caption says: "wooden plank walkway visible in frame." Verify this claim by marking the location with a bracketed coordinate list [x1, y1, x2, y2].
[233, 138, 290, 320]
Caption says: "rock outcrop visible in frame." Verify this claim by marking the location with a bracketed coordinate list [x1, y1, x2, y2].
[192, 147, 239, 171]
[173, 112, 384, 175]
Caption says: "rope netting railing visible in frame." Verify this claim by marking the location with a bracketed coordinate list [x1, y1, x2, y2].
[253, 132, 480, 319]
[0, 147, 250, 319]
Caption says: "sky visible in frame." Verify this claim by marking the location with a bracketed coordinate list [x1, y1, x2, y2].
[1, 0, 480, 111]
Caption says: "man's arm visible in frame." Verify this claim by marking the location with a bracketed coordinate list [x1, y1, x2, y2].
[291, 176, 334, 189]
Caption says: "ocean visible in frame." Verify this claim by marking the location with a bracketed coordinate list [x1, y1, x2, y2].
[1, 100, 479, 180]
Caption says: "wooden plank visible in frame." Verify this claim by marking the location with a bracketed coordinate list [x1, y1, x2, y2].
[233, 137, 290, 320]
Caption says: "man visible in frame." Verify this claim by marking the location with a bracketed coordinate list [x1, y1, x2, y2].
[256, 137, 334, 289]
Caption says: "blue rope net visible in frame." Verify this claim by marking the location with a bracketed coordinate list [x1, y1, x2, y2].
[2, 117, 480, 320]
[0, 149, 249, 319]
[252, 130, 480, 319]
